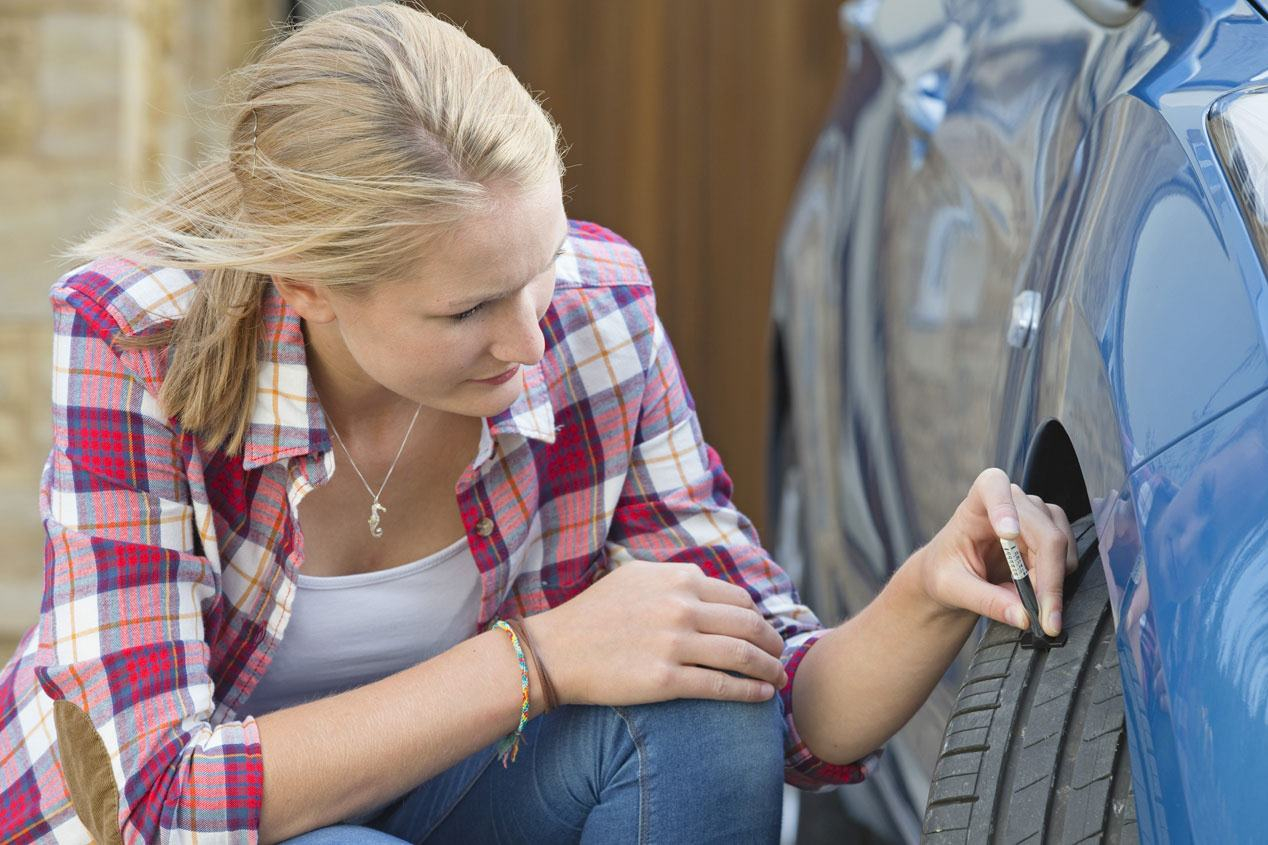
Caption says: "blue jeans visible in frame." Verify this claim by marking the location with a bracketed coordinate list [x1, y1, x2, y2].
[280, 687, 787, 844]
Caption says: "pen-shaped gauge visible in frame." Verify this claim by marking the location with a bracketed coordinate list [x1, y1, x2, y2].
[1000, 536, 1067, 649]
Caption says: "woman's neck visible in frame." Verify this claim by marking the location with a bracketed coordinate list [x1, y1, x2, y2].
[302, 318, 449, 449]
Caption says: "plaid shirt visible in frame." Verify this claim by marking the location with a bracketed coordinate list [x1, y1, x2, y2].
[0, 219, 879, 843]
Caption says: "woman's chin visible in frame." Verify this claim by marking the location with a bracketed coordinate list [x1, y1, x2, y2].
[449, 380, 520, 418]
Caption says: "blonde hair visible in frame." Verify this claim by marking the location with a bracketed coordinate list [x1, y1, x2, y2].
[61, 2, 567, 458]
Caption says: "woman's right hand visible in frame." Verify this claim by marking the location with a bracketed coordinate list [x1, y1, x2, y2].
[522, 560, 789, 707]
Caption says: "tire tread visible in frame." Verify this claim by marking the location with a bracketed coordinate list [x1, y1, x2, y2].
[920, 516, 1136, 844]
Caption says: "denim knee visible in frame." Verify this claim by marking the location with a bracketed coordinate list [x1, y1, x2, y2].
[616, 687, 785, 794]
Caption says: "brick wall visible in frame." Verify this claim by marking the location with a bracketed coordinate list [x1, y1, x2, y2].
[0, 0, 287, 664]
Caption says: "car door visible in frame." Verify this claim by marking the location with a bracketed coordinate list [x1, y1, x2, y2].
[872, 0, 1118, 548]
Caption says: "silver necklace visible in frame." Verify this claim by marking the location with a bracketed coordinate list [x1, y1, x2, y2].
[325, 402, 423, 539]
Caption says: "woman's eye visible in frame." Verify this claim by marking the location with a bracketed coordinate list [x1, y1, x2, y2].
[449, 252, 563, 322]
[451, 302, 485, 321]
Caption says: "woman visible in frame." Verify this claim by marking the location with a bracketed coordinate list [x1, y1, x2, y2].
[0, 5, 1073, 843]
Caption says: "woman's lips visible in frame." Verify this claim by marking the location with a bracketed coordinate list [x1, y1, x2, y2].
[471, 365, 519, 385]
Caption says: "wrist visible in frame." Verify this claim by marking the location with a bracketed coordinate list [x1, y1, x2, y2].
[891, 547, 978, 627]
[520, 611, 568, 712]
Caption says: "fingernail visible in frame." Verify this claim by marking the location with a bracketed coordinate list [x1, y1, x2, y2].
[1008, 606, 1028, 629]
[1045, 609, 1062, 636]
[998, 517, 1021, 537]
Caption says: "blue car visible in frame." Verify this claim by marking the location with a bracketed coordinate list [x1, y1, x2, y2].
[767, 1, 1268, 842]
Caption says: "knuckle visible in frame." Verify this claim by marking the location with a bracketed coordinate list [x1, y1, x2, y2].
[732, 639, 753, 667]
[712, 673, 731, 699]
[668, 598, 695, 627]
[989, 503, 1015, 520]
[651, 663, 674, 688]
[665, 629, 691, 656]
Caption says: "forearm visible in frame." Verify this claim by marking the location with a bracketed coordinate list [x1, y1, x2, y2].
[256, 622, 549, 844]
[790, 551, 979, 765]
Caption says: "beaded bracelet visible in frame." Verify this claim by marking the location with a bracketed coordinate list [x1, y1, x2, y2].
[492, 619, 530, 767]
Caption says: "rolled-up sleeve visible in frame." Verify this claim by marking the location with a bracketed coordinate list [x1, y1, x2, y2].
[602, 300, 883, 792]
[33, 281, 263, 843]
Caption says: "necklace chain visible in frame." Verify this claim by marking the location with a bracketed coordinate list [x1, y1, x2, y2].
[325, 402, 423, 538]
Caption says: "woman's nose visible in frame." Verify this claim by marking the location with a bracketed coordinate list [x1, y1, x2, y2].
[490, 289, 546, 365]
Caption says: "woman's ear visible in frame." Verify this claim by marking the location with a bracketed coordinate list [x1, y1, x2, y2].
[271, 275, 339, 324]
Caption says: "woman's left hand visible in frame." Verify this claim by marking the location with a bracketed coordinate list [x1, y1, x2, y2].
[909, 467, 1078, 637]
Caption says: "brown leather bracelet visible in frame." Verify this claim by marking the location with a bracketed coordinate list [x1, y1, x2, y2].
[505, 616, 560, 713]
[506, 616, 559, 713]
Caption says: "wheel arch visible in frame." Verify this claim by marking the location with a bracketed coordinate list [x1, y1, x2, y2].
[1020, 419, 1093, 522]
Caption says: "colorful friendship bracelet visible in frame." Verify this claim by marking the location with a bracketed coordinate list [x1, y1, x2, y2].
[505, 616, 559, 713]
[492, 619, 530, 767]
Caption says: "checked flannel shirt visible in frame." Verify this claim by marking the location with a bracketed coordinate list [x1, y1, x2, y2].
[0, 219, 880, 843]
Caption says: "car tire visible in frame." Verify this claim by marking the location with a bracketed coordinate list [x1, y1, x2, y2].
[921, 514, 1139, 844]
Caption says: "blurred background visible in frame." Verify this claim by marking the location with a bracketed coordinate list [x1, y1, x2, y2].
[0, 0, 847, 664]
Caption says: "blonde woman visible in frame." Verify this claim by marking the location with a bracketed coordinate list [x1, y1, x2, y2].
[0, 4, 1074, 843]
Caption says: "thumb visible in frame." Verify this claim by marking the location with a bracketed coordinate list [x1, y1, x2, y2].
[936, 567, 1031, 630]
[969, 468, 1021, 539]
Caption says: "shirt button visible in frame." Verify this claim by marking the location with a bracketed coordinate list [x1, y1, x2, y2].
[475, 517, 495, 537]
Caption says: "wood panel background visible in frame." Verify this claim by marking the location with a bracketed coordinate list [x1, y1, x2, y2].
[411, 0, 847, 535]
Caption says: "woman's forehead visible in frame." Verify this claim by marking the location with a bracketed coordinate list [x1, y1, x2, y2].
[411, 187, 566, 308]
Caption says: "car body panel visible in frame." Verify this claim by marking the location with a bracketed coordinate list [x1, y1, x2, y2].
[1103, 384, 1268, 842]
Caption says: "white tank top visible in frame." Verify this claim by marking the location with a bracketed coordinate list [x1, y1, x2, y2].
[236, 535, 482, 720]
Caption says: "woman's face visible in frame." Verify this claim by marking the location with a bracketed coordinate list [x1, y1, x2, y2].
[282, 177, 568, 422]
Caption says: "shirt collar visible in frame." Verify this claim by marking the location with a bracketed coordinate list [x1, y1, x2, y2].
[240, 282, 556, 471]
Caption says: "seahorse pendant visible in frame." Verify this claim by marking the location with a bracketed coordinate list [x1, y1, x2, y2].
[368, 501, 387, 538]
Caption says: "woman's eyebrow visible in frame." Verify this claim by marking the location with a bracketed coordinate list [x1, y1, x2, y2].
[445, 232, 568, 311]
